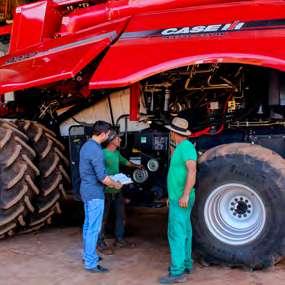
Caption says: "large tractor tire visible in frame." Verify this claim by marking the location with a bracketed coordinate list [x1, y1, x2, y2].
[16, 121, 70, 232]
[0, 120, 39, 238]
[36, 123, 71, 193]
[193, 143, 285, 269]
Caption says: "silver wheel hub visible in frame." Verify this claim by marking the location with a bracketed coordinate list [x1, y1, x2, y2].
[204, 183, 266, 245]
[229, 195, 253, 220]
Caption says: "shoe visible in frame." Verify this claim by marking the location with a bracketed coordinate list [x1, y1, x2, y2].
[85, 265, 109, 273]
[184, 268, 193, 274]
[159, 274, 187, 284]
[97, 246, 114, 255]
[114, 239, 136, 248]
[97, 241, 114, 255]
[98, 240, 109, 248]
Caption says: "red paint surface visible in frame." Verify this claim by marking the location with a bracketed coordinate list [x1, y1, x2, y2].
[0, 18, 127, 93]
[0, 36, 111, 93]
[0, 25, 12, 36]
[9, 1, 48, 53]
[130, 83, 140, 121]
[90, 0, 285, 89]
[59, 0, 247, 34]
[1, 0, 285, 94]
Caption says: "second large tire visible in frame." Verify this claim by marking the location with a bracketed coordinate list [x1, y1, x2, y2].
[16, 121, 68, 231]
[0, 120, 39, 237]
[193, 143, 285, 269]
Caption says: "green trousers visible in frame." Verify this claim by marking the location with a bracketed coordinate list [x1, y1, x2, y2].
[168, 191, 195, 276]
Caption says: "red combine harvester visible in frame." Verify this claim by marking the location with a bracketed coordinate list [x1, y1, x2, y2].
[0, 0, 284, 269]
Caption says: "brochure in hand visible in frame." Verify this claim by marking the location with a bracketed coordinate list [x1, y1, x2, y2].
[110, 173, 133, 185]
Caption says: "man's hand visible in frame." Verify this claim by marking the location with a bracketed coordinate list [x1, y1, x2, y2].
[179, 193, 190, 208]
[179, 160, 196, 208]
[102, 176, 122, 190]
[114, 181, 123, 190]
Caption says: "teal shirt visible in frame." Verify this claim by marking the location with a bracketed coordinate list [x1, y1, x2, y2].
[167, 140, 197, 201]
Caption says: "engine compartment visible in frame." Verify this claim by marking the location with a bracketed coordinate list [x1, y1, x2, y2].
[140, 64, 285, 134]
[67, 64, 285, 205]
[68, 125, 170, 206]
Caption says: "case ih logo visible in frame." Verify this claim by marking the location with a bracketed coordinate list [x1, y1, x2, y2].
[161, 21, 245, 36]
[121, 19, 285, 40]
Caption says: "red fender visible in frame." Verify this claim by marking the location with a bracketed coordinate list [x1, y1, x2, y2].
[0, 25, 11, 37]
[90, 0, 285, 90]
[0, 18, 127, 94]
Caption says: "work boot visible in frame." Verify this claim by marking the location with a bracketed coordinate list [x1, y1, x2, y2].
[97, 241, 114, 255]
[85, 265, 109, 273]
[159, 274, 187, 284]
[113, 239, 136, 248]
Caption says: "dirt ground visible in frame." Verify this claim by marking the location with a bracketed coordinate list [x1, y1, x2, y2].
[0, 207, 284, 285]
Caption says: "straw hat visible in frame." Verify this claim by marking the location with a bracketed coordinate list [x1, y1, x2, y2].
[165, 117, 191, 136]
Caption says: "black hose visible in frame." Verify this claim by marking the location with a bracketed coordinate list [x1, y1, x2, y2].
[116, 114, 129, 149]
[71, 117, 93, 127]
[115, 114, 129, 126]
[107, 95, 115, 126]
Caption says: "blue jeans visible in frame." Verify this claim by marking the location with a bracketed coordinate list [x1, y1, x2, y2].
[82, 199, 104, 269]
[98, 192, 125, 245]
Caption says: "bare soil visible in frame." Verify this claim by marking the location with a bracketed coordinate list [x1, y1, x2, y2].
[0, 207, 284, 285]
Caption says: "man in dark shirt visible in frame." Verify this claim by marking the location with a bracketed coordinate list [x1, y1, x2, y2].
[80, 121, 122, 273]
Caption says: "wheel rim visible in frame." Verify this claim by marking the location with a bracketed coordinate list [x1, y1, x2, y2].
[204, 183, 266, 245]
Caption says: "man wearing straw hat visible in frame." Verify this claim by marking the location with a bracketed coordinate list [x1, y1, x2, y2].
[160, 117, 197, 284]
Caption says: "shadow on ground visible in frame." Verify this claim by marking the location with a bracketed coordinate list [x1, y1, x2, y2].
[0, 201, 284, 285]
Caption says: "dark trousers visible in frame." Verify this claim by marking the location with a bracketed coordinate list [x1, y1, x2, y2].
[98, 192, 125, 244]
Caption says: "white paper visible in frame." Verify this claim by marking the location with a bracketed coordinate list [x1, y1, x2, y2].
[110, 173, 133, 185]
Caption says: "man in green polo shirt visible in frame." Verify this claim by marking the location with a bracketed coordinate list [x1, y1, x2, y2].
[160, 117, 197, 284]
[97, 129, 142, 253]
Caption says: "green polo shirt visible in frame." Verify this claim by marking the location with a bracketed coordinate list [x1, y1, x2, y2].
[103, 148, 129, 194]
[167, 140, 197, 202]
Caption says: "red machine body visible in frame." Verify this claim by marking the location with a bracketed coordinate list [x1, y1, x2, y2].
[0, 24, 11, 36]
[0, 0, 285, 94]
[1, 2, 285, 263]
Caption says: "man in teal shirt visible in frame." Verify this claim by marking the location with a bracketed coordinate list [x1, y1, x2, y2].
[160, 117, 197, 284]
[98, 129, 142, 253]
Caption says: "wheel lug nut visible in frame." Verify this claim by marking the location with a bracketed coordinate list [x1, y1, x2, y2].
[247, 210, 251, 213]
[230, 207, 234, 211]
[245, 200, 248, 203]
[235, 198, 238, 202]
[248, 205, 251, 208]
[233, 213, 237, 216]
[238, 215, 242, 218]
[240, 197, 243, 201]
[244, 214, 247, 217]
[231, 202, 235, 206]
